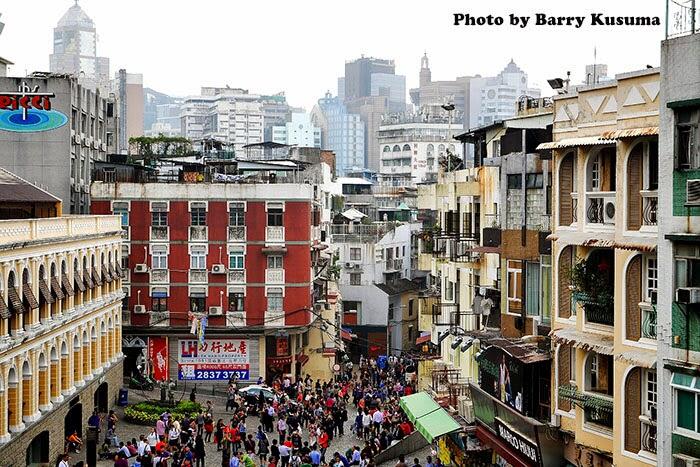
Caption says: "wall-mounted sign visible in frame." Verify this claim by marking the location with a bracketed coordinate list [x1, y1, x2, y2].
[148, 336, 169, 382]
[494, 418, 540, 466]
[477, 345, 525, 413]
[0, 82, 67, 132]
[178, 338, 250, 381]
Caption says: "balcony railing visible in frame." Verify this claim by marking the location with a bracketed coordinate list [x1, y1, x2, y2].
[150, 269, 168, 283]
[572, 193, 578, 223]
[266, 226, 285, 244]
[385, 259, 403, 271]
[265, 311, 285, 327]
[228, 226, 246, 242]
[226, 312, 246, 328]
[641, 191, 658, 227]
[641, 303, 657, 340]
[150, 226, 169, 240]
[189, 270, 208, 283]
[228, 269, 246, 284]
[150, 311, 170, 327]
[586, 192, 616, 225]
[189, 225, 208, 241]
[640, 414, 657, 454]
[558, 384, 613, 428]
[266, 268, 285, 284]
[666, 0, 699, 38]
[572, 292, 614, 326]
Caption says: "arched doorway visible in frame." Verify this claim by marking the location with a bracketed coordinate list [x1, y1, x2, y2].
[26, 430, 49, 466]
[94, 382, 108, 413]
[65, 401, 82, 438]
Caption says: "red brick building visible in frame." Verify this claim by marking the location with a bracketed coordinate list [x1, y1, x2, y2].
[91, 177, 325, 383]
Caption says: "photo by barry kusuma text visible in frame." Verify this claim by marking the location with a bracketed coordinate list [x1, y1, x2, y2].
[453, 12, 661, 28]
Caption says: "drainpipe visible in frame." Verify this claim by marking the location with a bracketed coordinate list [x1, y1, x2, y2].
[521, 130, 527, 332]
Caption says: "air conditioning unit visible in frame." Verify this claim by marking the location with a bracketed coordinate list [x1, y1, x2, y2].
[674, 454, 700, 467]
[687, 180, 700, 205]
[134, 304, 146, 314]
[209, 306, 222, 315]
[345, 262, 353, 268]
[134, 264, 148, 273]
[211, 264, 226, 274]
[677, 287, 700, 304]
[353, 264, 362, 270]
[603, 200, 616, 224]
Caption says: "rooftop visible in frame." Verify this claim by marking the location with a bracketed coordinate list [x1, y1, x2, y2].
[375, 279, 421, 296]
[0, 168, 60, 203]
[56, 1, 94, 29]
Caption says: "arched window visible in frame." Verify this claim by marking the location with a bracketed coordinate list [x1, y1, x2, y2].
[438, 144, 446, 156]
[392, 145, 401, 152]
[426, 144, 434, 157]
[383, 146, 391, 152]
[402, 144, 411, 152]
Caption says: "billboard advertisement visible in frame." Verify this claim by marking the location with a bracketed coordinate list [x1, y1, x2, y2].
[0, 82, 68, 132]
[476, 345, 525, 414]
[178, 338, 250, 381]
[148, 336, 169, 382]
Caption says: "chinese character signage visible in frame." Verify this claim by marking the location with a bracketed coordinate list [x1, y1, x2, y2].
[0, 82, 68, 132]
[178, 338, 250, 381]
[276, 336, 289, 356]
[148, 336, 169, 382]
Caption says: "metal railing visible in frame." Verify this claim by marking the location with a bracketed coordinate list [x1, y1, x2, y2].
[641, 415, 657, 454]
[385, 259, 403, 271]
[586, 192, 616, 225]
[572, 193, 578, 223]
[642, 191, 658, 226]
[641, 303, 657, 339]
[228, 226, 246, 242]
[585, 304, 615, 326]
[666, 0, 698, 38]
[266, 226, 285, 243]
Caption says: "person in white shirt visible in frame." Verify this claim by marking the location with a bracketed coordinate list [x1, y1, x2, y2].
[147, 428, 158, 450]
[58, 454, 70, 467]
[137, 435, 150, 456]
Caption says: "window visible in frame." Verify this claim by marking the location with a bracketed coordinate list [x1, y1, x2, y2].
[189, 295, 205, 312]
[152, 211, 167, 227]
[229, 249, 244, 270]
[644, 370, 657, 418]
[267, 255, 283, 269]
[408, 325, 414, 343]
[349, 248, 361, 261]
[388, 303, 394, 320]
[507, 174, 522, 189]
[525, 261, 540, 316]
[541, 256, 552, 324]
[228, 292, 244, 311]
[229, 203, 245, 226]
[349, 273, 361, 286]
[190, 245, 206, 270]
[445, 280, 454, 301]
[671, 373, 700, 436]
[267, 288, 283, 312]
[675, 107, 700, 170]
[591, 154, 601, 190]
[507, 260, 523, 312]
[152, 296, 167, 312]
[526, 173, 544, 189]
[675, 244, 700, 288]
[113, 205, 129, 226]
[584, 353, 613, 396]
[408, 299, 414, 317]
[267, 208, 283, 226]
[151, 245, 168, 270]
[646, 256, 658, 303]
[191, 207, 206, 226]
[402, 246, 406, 257]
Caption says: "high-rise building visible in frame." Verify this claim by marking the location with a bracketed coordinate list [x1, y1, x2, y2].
[341, 57, 407, 172]
[271, 113, 321, 148]
[144, 88, 182, 135]
[0, 73, 114, 214]
[311, 93, 365, 176]
[113, 70, 144, 151]
[49, 1, 110, 93]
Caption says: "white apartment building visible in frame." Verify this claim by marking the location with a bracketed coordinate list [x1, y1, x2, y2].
[272, 113, 321, 148]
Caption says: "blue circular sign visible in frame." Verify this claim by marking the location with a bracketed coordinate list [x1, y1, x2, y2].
[0, 109, 68, 132]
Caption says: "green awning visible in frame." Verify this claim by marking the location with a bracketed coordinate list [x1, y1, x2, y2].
[399, 392, 441, 424]
[415, 408, 461, 443]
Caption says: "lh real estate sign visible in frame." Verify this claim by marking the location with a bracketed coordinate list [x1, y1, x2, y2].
[178, 338, 250, 381]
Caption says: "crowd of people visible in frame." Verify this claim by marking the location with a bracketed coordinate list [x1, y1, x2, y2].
[93, 354, 442, 467]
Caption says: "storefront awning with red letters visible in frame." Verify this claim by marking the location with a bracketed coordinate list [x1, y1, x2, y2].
[475, 425, 532, 467]
[416, 334, 432, 345]
[267, 356, 293, 366]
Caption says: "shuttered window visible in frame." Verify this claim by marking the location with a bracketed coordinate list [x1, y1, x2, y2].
[626, 255, 642, 341]
[559, 155, 574, 225]
[624, 367, 642, 452]
[627, 144, 643, 230]
[558, 246, 572, 319]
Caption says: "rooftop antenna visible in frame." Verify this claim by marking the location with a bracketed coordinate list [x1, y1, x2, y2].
[593, 45, 597, 84]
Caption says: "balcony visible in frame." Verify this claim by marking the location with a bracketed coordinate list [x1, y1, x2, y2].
[640, 302, 657, 340]
[189, 270, 208, 283]
[641, 191, 658, 227]
[385, 258, 403, 272]
[149, 311, 170, 327]
[226, 311, 246, 328]
[570, 249, 615, 327]
[558, 384, 614, 428]
[150, 269, 168, 284]
[150, 226, 169, 241]
[228, 226, 246, 242]
[189, 225, 208, 242]
[585, 192, 616, 225]
[265, 311, 284, 327]
[640, 415, 657, 454]
[265, 226, 285, 244]
[228, 269, 246, 284]
[265, 268, 285, 284]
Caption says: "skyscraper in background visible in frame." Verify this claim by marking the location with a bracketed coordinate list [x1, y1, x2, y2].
[341, 56, 407, 172]
[49, 1, 110, 92]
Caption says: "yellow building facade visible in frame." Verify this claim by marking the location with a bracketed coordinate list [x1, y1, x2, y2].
[547, 68, 660, 466]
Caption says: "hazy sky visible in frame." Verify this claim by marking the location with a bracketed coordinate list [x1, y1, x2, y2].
[2, 0, 665, 110]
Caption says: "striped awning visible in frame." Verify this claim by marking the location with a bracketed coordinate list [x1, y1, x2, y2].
[92, 267, 102, 286]
[0, 296, 9, 319]
[83, 269, 94, 288]
[550, 327, 614, 355]
[23, 283, 39, 309]
[114, 263, 124, 278]
[537, 136, 615, 150]
[8, 287, 25, 315]
[74, 271, 86, 293]
[39, 278, 55, 304]
[102, 264, 113, 283]
[601, 127, 658, 140]
[51, 276, 65, 300]
[62, 273, 75, 297]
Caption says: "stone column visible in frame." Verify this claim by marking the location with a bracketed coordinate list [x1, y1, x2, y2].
[8, 382, 22, 432]
[73, 346, 83, 387]
[38, 364, 51, 412]
[0, 389, 9, 443]
[51, 357, 63, 403]
[61, 355, 71, 396]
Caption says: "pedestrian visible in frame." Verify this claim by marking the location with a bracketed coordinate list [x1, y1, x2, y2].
[194, 434, 206, 467]
[411, 458, 421, 467]
[215, 418, 225, 450]
[279, 440, 291, 467]
[258, 431, 270, 463]
[395, 455, 407, 467]
[114, 452, 129, 467]
[58, 454, 70, 467]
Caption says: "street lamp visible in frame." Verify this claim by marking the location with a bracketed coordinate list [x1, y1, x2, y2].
[441, 102, 456, 172]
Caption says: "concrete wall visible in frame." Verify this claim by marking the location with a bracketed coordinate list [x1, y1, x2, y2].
[374, 430, 429, 465]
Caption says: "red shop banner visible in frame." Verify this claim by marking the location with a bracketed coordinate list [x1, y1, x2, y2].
[149, 336, 169, 382]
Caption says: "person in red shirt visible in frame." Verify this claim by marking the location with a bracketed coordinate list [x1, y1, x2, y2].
[155, 439, 166, 454]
